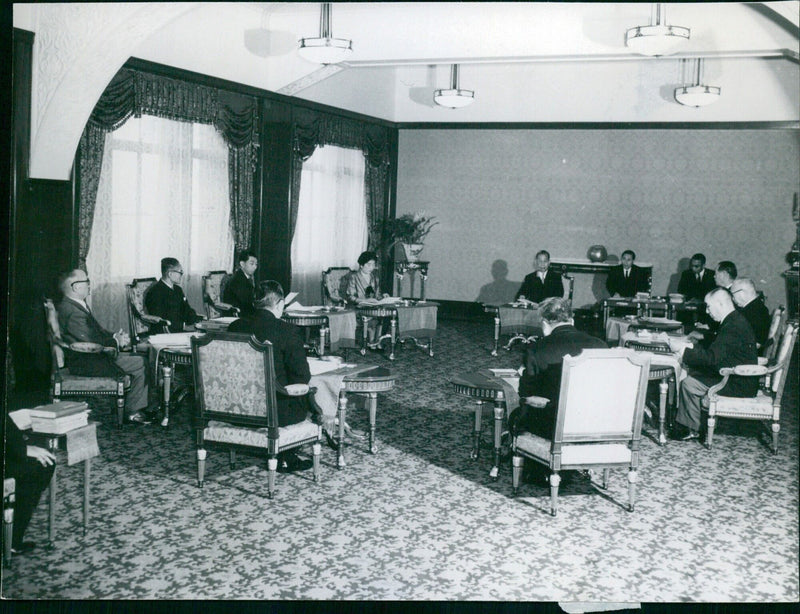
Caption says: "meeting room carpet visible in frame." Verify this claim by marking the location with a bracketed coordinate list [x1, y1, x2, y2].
[2, 317, 798, 601]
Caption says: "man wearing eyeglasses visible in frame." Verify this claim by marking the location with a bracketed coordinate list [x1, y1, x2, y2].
[144, 257, 202, 333]
[730, 278, 770, 348]
[57, 269, 154, 424]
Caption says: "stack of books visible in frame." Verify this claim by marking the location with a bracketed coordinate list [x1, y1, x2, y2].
[29, 401, 90, 434]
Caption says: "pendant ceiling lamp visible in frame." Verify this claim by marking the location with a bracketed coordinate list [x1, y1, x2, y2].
[433, 65, 475, 109]
[626, 3, 690, 57]
[675, 58, 720, 107]
[298, 3, 352, 65]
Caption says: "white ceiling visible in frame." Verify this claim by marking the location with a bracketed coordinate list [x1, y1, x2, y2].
[11, 2, 800, 179]
[126, 2, 800, 122]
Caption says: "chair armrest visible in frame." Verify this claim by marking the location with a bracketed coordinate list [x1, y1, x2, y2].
[522, 395, 549, 408]
[140, 314, 170, 326]
[69, 342, 105, 353]
[709, 363, 774, 397]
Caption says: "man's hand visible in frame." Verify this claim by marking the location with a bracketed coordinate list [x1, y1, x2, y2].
[27, 446, 56, 466]
[113, 330, 130, 348]
[669, 337, 693, 357]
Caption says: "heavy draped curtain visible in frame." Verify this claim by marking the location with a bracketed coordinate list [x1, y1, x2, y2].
[77, 68, 259, 268]
[290, 109, 391, 282]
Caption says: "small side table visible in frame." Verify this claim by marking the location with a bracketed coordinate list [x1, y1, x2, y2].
[28, 422, 100, 546]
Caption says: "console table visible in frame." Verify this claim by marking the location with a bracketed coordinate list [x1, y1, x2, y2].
[393, 261, 429, 300]
[550, 258, 653, 308]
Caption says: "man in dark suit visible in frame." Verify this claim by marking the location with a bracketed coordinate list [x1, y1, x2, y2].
[145, 257, 202, 333]
[606, 249, 649, 298]
[223, 249, 258, 317]
[57, 269, 153, 423]
[714, 260, 738, 290]
[5, 413, 56, 555]
[228, 280, 314, 472]
[730, 278, 770, 348]
[514, 250, 564, 303]
[677, 253, 717, 301]
[669, 288, 758, 441]
[511, 297, 608, 440]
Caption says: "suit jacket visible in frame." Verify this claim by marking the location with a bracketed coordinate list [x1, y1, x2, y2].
[57, 297, 124, 377]
[342, 270, 382, 303]
[606, 264, 649, 298]
[682, 310, 758, 397]
[222, 269, 257, 317]
[517, 324, 608, 438]
[228, 310, 311, 427]
[144, 279, 201, 333]
[514, 269, 564, 303]
[740, 297, 770, 347]
[677, 267, 717, 301]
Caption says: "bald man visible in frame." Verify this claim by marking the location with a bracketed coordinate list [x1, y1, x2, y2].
[730, 278, 770, 348]
[668, 288, 758, 441]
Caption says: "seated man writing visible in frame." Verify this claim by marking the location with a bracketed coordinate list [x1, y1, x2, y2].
[606, 249, 649, 298]
[228, 281, 317, 473]
[669, 287, 758, 442]
[508, 297, 607, 483]
[145, 257, 203, 333]
[57, 269, 155, 424]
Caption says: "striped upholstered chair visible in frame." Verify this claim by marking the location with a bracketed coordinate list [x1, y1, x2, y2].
[191, 332, 322, 498]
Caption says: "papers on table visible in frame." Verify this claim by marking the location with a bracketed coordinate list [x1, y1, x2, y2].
[285, 291, 299, 307]
[148, 332, 203, 348]
[9, 409, 31, 430]
[357, 296, 403, 306]
[501, 377, 520, 390]
[285, 303, 323, 313]
[308, 358, 355, 376]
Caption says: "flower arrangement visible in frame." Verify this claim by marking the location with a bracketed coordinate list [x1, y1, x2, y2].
[379, 212, 439, 248]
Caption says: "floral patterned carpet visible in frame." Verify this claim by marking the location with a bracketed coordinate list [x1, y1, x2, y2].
[2, 317, 798, 601]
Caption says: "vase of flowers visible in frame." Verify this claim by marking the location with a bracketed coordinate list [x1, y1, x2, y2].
[377, 212, 439, 262]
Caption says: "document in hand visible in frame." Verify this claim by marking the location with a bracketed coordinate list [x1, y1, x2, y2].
[284, 291, 299, 307]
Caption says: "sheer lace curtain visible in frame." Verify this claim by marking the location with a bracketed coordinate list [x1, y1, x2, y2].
[291, 145, 368, 304]
[86, 115, 234, 333]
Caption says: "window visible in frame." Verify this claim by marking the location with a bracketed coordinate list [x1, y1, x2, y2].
[86, 115, 233, 332]
[290, 145, 368, 304]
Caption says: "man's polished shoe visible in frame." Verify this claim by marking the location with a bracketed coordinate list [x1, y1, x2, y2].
[670, 425, 699, 441]
[125, 411, 153, 425]
[276, 451, 313, 473]
[11, 541, 37, 555]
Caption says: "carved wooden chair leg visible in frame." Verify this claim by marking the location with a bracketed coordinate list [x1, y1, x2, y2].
[602, 468, 610, 489]
[116, 379, 126, 428]
[337, 392, 347, 469]
[549, 472, 561, 516]
[229, 450, 236, 469]
[771, 421, 780, 455]
[511, 455, 524, 496]
[267, 456, 278, 499]
[196, 449, 206, 488]
[706, 414, 716, 449]
[312, 442, 322, 483]
[628, 468, 637, 512]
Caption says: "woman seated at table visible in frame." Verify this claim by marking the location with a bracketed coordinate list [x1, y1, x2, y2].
[342, 251, 384, 348]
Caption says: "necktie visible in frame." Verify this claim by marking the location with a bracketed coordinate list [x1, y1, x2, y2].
[625, 270, 629, 279]
[696, 273, 701, 282]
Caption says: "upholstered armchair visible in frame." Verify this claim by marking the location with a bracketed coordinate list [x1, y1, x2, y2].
[202, 271, 240, 319]
[706, 321, 798, 454]
[191, 332, 322, 498]
[44, 299, 128, 428]
[760, 305, 786, 363]
[126, 277, 170, 343]
[3, 478, 13, 566]
[321, 267, 352, 306]
[511, 348, 651, 516]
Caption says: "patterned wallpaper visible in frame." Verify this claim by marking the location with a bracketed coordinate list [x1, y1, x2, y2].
[397, 129, 799, 309]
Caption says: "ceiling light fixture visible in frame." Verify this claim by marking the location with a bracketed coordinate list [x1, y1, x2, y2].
[433, 65, 475, 108]
[675, 58, 720, 107]
[298, 3, 352, 65]
[626, 3, 690, 57]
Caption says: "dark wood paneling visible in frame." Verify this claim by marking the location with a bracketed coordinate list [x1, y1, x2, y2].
[257, 100, 293, 290]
